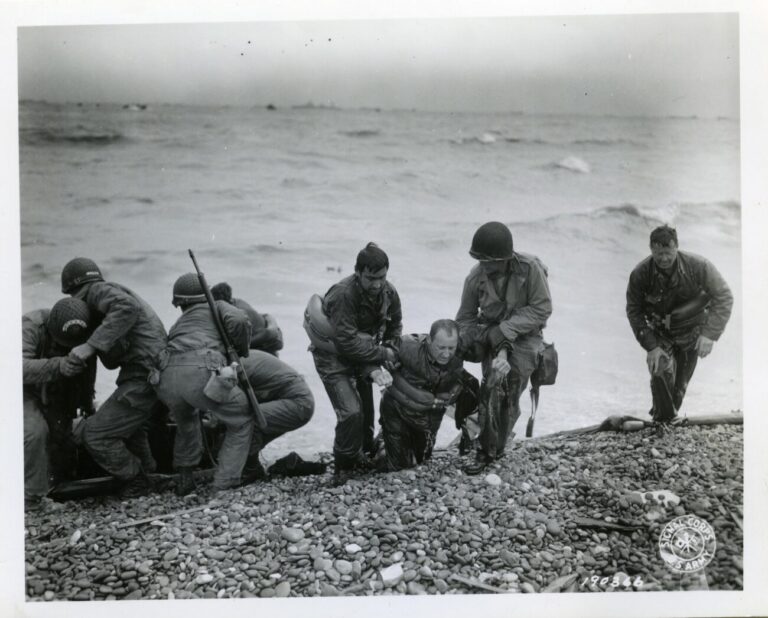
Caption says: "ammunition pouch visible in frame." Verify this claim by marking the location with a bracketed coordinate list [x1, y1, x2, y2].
[531, 341, 558, 388]
[203, 368, 238, 403]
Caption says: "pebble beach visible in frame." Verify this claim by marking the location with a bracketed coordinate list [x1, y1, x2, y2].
[24, 422, 743, 600]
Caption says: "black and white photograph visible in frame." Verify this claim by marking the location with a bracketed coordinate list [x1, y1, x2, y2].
[2, 1, 767, 617]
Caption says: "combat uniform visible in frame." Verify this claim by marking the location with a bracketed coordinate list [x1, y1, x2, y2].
[456, 253, 552, 460]
[71, 281, 167, 481]
[155, 301, 254, 489]
[240, 350, 315, 481]
[379, 334, 464, 470]
[626, 250, 733, 421]
[230, 297, 284, 356]
[311, 274, 402, 467]
[22, 309, 96, 499]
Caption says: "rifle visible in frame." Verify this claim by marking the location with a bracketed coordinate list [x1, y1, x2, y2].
[188, 249, 267, 430]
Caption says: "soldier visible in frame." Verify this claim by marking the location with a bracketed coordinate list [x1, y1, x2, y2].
[211, 282, 284, 356]
[626, 225, 733, 422]
[239, 350, 315, 483]
[23, 298, 96, 511]
[456, 222, 553, 475]
[378, 319, 470, 471]
[62, 257, 167, 496]
[154, 273, 254, 495]
[306, 242, 402, 478]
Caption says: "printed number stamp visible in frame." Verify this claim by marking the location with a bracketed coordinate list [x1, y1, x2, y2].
[579, 574, 644, 590]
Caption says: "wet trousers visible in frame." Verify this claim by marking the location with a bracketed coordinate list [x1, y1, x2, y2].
[477, 333, 542, 460]
[73, 378, 157, 481]
[379, 395, 444, 471]
[242, 376, 315, 480]
[23, 397, 48, 499]
[312, 349, 375, 467]
[649, 337, 699, 422]
[155, 351, 253, 489]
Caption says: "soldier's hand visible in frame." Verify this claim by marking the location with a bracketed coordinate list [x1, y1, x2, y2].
[370, 367, 393, 389]
[646, 347, 668, 374]
[491, 352, 511, 378]
[60, 355, 86, 377]
[695, 335, 714, 358]
[70, 342, 96, 362]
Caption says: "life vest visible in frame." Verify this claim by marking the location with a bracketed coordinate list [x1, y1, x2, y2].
[303, 294, 337, 353]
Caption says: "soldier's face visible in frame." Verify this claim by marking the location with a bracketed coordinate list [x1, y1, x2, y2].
[357, 266, 388, 297]
[480, 260, 508, 277]
[651, 242, 679, 272]
[428, 329, 459, 365]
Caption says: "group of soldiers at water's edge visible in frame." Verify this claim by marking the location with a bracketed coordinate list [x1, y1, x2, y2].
[23, 221, 733, 512]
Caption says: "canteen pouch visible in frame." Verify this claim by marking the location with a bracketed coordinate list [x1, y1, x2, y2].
[203, 368, 238, 403]
[531, 341, 558, 388]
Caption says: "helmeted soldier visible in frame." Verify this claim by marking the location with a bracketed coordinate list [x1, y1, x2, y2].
[456, 222, 553, 474]
[23, 297, 97, 511]
[153, 273, 254, 494]
[626, 225, 733, 422]
[62, 257, 167, 496]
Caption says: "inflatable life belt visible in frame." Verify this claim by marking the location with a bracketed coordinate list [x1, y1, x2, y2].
[303, 294, 338, 353]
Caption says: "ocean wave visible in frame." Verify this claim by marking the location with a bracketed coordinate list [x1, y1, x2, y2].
[550, 156, 591, 174]
[247, 243, 292, 254]
[571, 138, 646, 147]
[109, 256, 148, 266]
[504, 137, 550, 145]
[524, 201, 740, 243]
[281, 177, 312, 189]
[340, 129, 380, 138]
[20, 128, 125, 146]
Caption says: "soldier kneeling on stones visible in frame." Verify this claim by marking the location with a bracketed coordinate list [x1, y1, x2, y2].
[154, 273, 255, 495]
[238, 350, 316, 484]
[377, 319, 474, 471]
[23, 298, 96, 512]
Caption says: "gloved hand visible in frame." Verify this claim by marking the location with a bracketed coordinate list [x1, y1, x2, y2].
[60, 355, 86, 377]
[694, 335, 714, 358]
[646, 347, 669, 374]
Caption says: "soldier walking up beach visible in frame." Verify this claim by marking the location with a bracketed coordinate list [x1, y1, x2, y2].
[626, 225, 733, 422]
[456, 222, 553, 475]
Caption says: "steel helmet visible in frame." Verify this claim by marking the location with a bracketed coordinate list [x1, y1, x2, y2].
[61, 258, 104, 294]
[469, 221, 514, 261]
[47, 298, 93, 348]
[172, 273, 206, 307]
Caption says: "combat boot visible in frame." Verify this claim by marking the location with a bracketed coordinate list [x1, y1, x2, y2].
[462, 452, 493, 476]
[120, 469, 151, 498]
[175, 467, 197, 496]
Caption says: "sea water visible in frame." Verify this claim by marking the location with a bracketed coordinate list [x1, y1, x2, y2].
[19, 101, 741, 460]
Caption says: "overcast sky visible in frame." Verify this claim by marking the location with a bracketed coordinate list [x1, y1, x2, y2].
[18, 13, 739, 117]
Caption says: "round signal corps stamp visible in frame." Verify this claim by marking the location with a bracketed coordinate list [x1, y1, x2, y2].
[658, 515, 717, 572]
